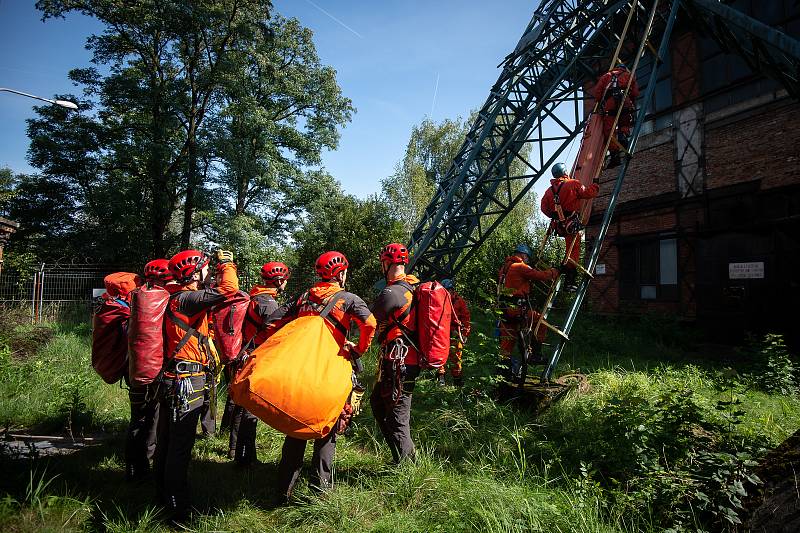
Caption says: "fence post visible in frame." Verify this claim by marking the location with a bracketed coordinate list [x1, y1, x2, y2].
[37, 263, 45, 323]
[30, 271, 38, 323]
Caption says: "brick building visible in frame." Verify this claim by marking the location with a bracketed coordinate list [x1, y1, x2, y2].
[586, 1, 800, 342]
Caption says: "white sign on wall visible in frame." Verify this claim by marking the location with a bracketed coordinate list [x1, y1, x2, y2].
[595, 263, 606, 275]
[728, 262, 764, 279]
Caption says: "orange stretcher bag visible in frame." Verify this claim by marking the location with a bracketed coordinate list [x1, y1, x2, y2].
[230, 292, 352, 440]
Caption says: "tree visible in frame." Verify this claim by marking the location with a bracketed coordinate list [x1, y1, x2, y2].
[207, 15, 353, 249]
[292, 186, 406, 299]
[382, 116, 542, 300]
[27, 1, 350, 266]
[381, 117, 466, 237]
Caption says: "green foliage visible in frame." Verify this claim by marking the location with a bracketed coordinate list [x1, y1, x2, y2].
[293, 190, 406, 299]
[381, 117, 467, 236]
[747, 333, 798, 395]
[21, 1, 350, 262]
[2, 314, 799, 532]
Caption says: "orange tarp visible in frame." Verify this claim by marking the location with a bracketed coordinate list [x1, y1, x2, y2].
[230, 315, 352, 440]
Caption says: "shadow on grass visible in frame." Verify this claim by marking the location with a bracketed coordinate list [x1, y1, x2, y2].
[0, 435, 287, 526]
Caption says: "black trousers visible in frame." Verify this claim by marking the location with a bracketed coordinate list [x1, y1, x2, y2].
[229, 405, 258, 464]
[370, 363, 420, 463]
[199, 387, 215, 436]
[125, 382, 160, 480]
[220, 391, 236, 434]
[277, 430, 337, 499]
[153, 374, 206, 517]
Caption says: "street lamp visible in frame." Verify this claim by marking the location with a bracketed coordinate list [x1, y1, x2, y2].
[0, 87, 78, 110]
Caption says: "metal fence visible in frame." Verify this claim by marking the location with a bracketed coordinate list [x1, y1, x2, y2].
[0, 263, 300, 323]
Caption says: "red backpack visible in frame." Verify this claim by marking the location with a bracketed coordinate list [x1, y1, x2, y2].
[127, 285, 170, 387]
[414, 281, 453, 369]
[91, 296, 131, 384]
[212, 290, 250, 364]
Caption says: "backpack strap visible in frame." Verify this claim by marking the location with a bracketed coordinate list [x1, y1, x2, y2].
[551, 180, 568, 223]
[377, 280, 418, 349]
[296, 290, 350, 338]
[165, 293, 207, 363]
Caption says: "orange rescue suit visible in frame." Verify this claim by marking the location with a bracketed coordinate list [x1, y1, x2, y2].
[593, 67, 640, 148]
[165, 263, 239, 366]
[266, 281, 377, 356]
[498, 256, 556, 352]
[541, 176, 599, 267]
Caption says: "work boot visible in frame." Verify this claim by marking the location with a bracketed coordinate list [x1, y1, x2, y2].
[437, 373, 446, 387]
[453, 375, 464, 387]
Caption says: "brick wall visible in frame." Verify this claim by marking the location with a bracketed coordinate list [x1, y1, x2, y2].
[591, 137, 676, 213]
[705, 100, 800, 191]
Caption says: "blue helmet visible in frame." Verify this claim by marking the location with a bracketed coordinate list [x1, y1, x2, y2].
[616, 61, 627, 70]
[551, 162, 568, 178]
[514, 244, 533, 257]
[440, 278, 454, 290]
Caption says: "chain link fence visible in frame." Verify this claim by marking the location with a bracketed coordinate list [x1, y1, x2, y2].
[0, 263, 300, 323]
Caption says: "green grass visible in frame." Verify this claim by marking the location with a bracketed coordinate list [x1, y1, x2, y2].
[0, 310, 798, 532]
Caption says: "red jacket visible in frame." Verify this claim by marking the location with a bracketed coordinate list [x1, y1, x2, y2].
[541, 177, 599, 218]
[593, 67, 640, 111]
[498, 256, 556, 297]
[450, 290, 471, 337]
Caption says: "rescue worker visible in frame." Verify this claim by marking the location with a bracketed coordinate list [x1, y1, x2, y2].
[227, 261, 291, 466]
[124, 260, 169, 482]
[153, 249, 239, 522]
[540, 162, 599, 291]
[265, 251, 376, 501]
[593, 62, 640, 168]
[497, 245, 559, 383]
[436, 279, 470, 387]
[370, 243, 421, 463]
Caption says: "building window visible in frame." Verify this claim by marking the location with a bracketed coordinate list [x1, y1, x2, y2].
[698, 0, 800, 112]
[631, 49, 673, 132]
[619, 238, 678, 301]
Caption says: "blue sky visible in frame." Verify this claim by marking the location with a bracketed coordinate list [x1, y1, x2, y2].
[0, 0, 545, 199]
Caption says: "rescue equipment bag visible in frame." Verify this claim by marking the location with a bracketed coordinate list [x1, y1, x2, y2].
[414, 281, 453, 369]
[211, 290, 250, 364]
[230, 292, 352, 440]
[127, 285, 169, 386]
[91, 296, 131, 384]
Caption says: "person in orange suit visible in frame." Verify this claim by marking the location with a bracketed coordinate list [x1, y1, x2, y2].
[437, 278, 470, 387]
[265, 251, 376, 502]
[497, 245, 559, 383]
[593, 62, 640, 168]
[540, 162, 599, 292]
[154, 249, 239, 523]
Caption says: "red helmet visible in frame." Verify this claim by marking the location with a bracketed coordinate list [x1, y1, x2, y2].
[144, 259, 173, 282]
[380, 243, 409, 266]
[260, 261, 290, 285]
[315, 251, 349, 280]
[168, 250, 209, 283]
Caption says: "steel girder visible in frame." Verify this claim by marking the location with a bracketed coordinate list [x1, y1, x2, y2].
[407, 0, 669, 280]
[407, 0, 800, 282]
[683, 0, 800, 98]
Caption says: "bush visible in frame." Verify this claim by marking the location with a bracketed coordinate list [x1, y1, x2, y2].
[747, 333, 797, 395]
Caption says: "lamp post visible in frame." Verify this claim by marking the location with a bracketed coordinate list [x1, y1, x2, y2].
[0, 87, 78, 109]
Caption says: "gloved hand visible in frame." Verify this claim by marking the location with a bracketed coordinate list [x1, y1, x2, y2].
[215, 249, 234, 264]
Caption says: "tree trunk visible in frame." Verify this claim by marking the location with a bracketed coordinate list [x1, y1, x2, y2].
[180, 132, 197, 249]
